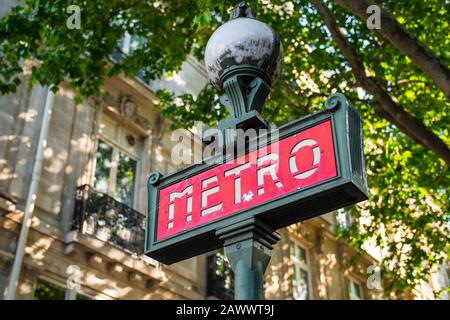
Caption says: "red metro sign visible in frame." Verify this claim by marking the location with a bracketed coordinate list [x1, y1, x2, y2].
[157, 120, 336, 241]
[146, 98, 368, 264]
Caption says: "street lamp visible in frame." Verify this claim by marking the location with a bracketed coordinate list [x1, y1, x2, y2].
[204, 2, 283, 130]
[144, 2, 367, 302]
[203, 2, 284, 300]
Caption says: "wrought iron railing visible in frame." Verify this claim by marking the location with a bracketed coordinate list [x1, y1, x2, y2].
[72, 184, 145, 254]
[206, 252, 235, 300]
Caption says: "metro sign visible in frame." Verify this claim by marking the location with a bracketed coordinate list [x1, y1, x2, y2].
[157, 120, 336, 241]
[145, 98, 368, 264]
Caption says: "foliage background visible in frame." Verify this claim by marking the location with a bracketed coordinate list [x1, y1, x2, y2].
[0, 0, 448, 297]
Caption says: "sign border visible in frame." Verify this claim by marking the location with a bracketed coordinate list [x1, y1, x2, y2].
[145, 95, 368, 264]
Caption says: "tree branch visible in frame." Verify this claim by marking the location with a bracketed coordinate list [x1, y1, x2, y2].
[334, 0, 450, 99]
[312, 0, 450, 166]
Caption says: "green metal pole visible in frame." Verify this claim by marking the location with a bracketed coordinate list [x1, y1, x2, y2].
[226, 239, 266, 299]
[234, 262, 264, 300]
[216, 218, 280, 300]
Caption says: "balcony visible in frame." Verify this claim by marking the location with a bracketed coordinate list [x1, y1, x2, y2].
[206, 252, 234, 300]
[72, 184, 145, 255]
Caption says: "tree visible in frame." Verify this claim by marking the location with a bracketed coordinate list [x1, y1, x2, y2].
[0, 0, 448, 297]
[334, 0, 450, 99]
[312, 0, 450, 166]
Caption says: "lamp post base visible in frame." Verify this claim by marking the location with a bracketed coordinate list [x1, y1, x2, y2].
[216, 218, 280, 300]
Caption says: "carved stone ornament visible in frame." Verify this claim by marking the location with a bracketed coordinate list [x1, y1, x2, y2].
[314, 228, 325, 255]
[101, 92, 152, 131]
[298, 223, 312, 243]
[120, 97, 138, 118]
[337, 239, 351, 269]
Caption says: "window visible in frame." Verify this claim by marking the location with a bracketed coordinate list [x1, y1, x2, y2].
[76, 293, 91, 300]
[347, 278, 363, 300]
[290, 243, 310, 300]
[93, 115, 141, 207]
[206, 250, 234, 300]
[33, 279, 92, 300]
[33, 279, 66, 300]
[337, 208, 352, 229]
[431, 264, 450, 300]
[0, 262, 10, 299]
[119, 32, 146, 55]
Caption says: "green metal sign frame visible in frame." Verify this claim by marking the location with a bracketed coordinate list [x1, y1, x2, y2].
[145, 94, 368, 265]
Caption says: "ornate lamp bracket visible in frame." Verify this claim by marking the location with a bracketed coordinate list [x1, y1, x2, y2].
[219, 63, 272, 132]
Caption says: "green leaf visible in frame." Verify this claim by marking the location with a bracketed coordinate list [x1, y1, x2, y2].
[193, 10, 212, 32]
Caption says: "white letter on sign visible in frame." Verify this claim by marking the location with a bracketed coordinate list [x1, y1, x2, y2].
[201, 176, 222, 216]
[289, 139, 321, 179]
[257, 153, 283, 196]
[224, 162, 251, 204]
[168, 186, 193, 228]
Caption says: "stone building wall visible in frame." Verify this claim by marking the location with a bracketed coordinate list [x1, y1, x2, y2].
[0, 60, 208, 299]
